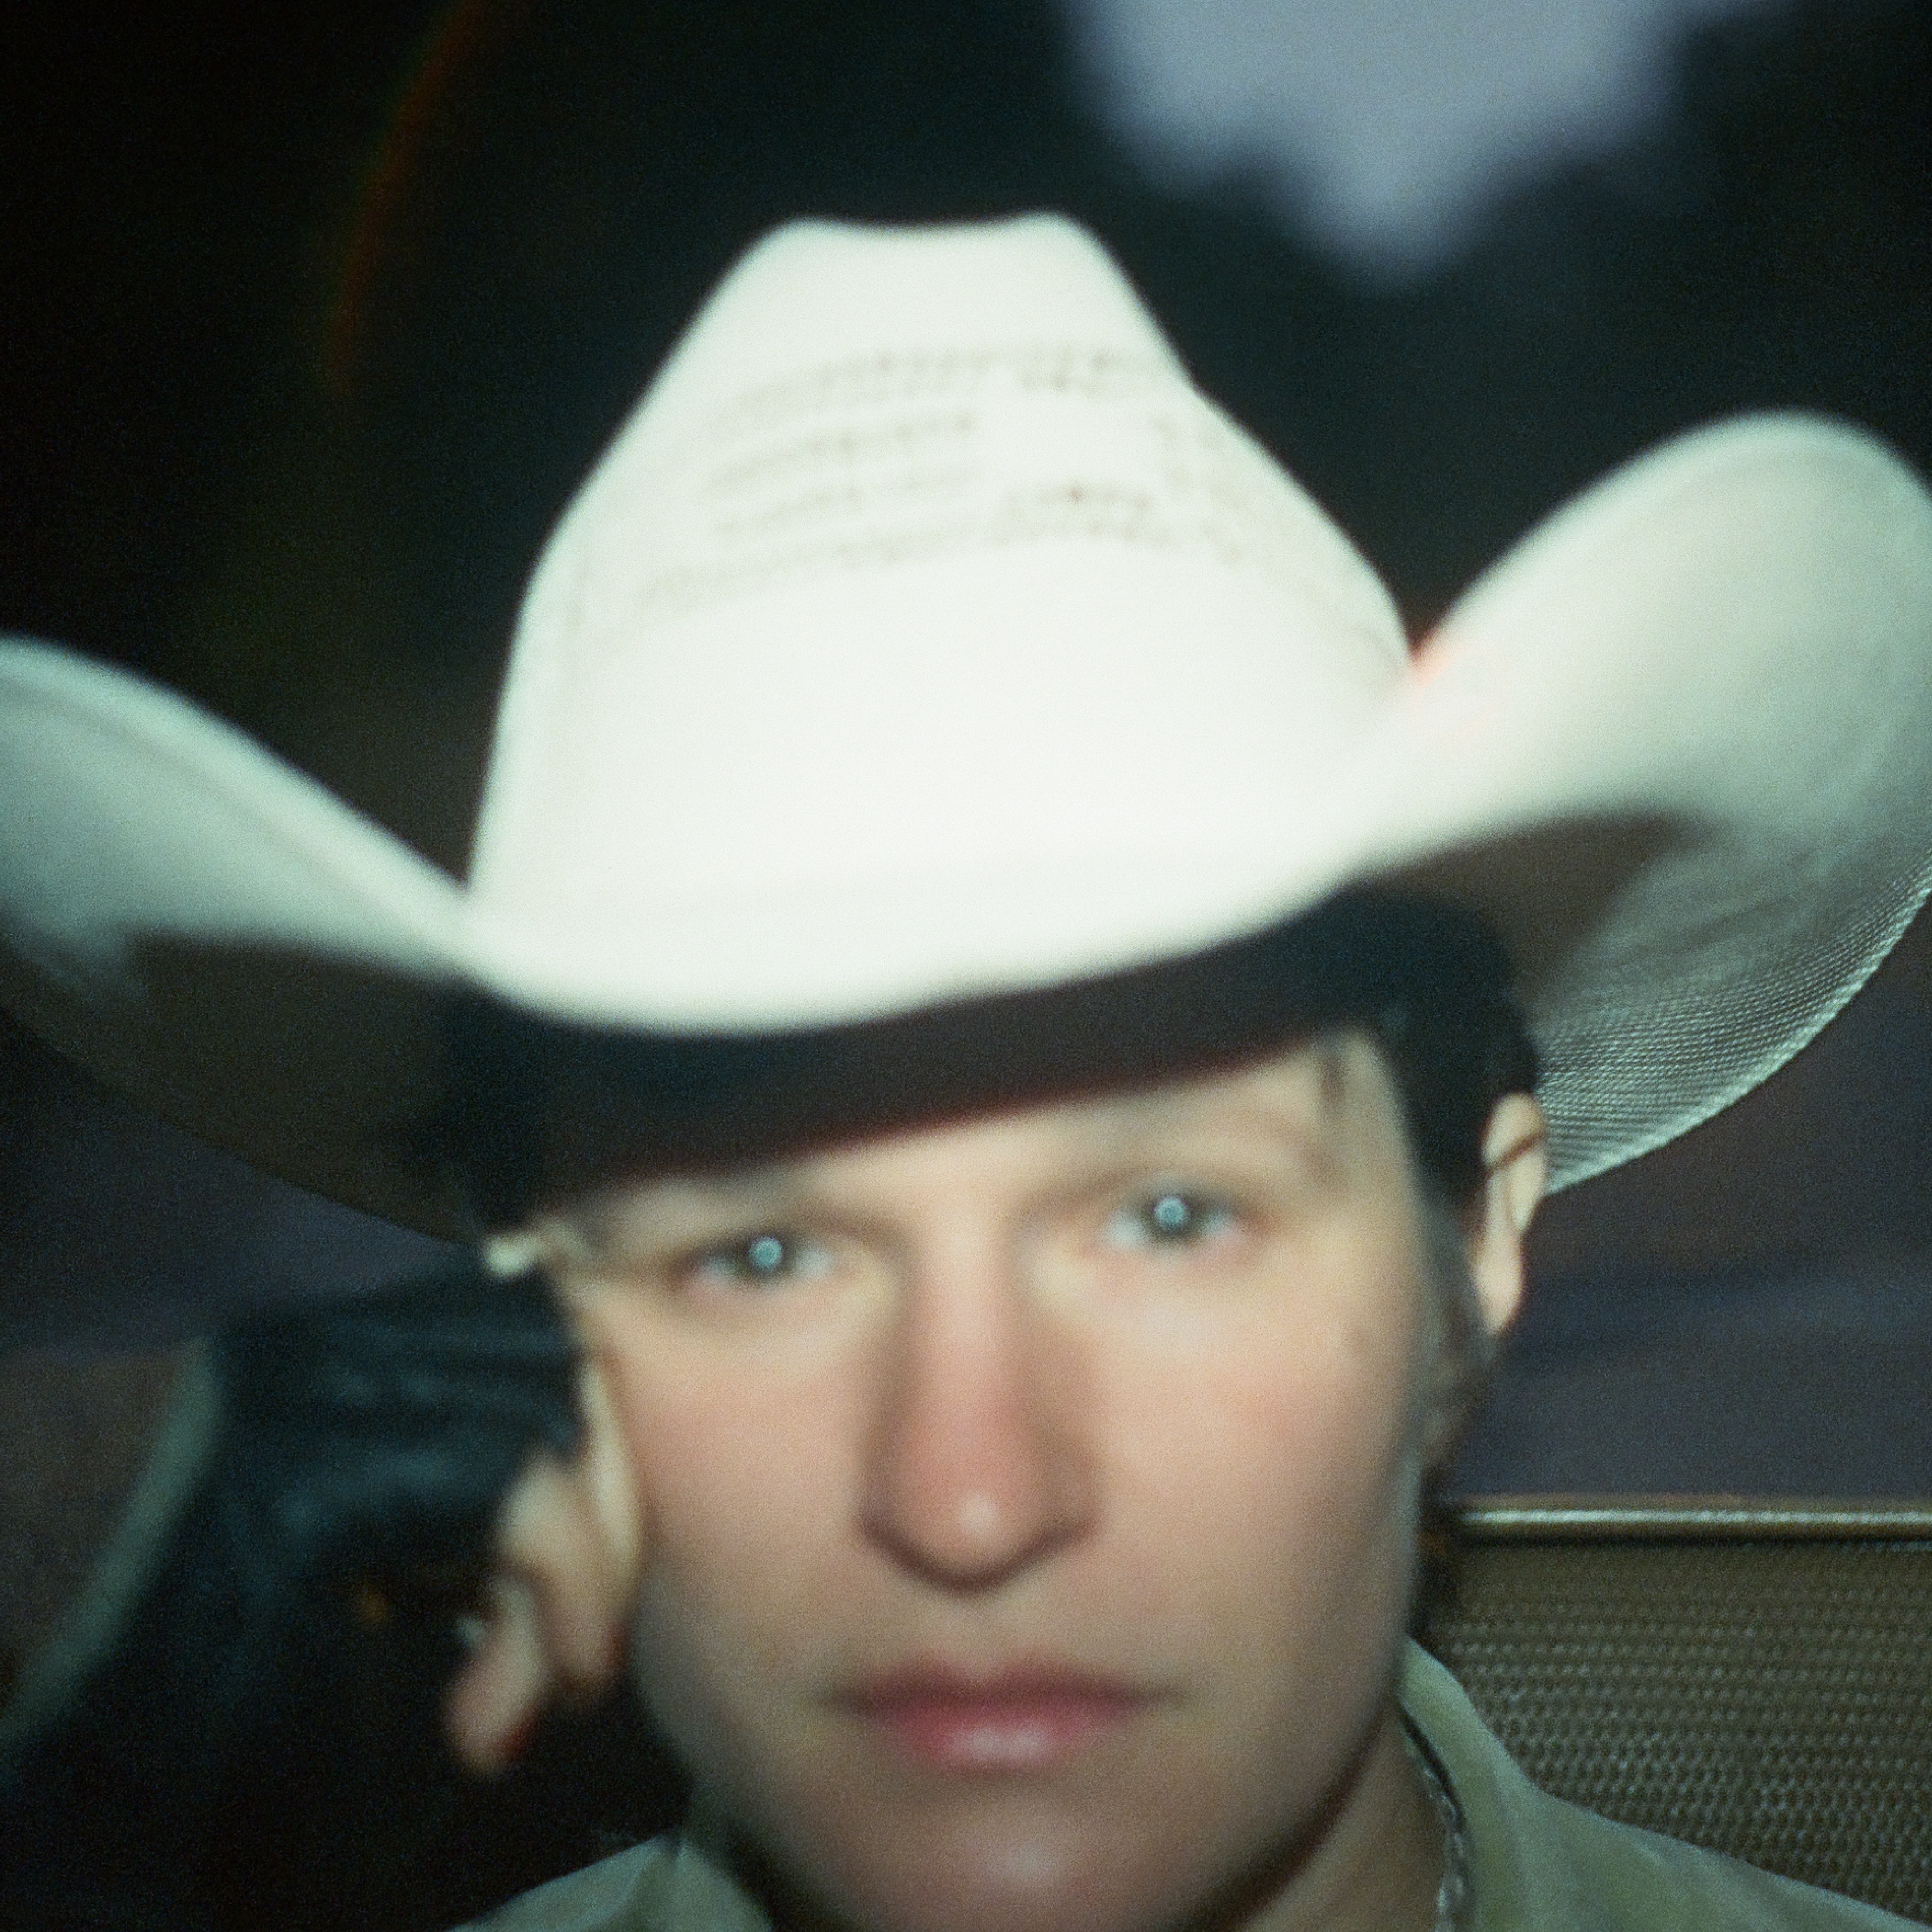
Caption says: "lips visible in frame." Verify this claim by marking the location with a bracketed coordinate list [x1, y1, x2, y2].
[841, 1663, 1153, 1772]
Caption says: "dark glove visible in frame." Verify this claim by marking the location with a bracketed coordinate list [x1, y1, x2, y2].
[0, 1258, 676, 1932]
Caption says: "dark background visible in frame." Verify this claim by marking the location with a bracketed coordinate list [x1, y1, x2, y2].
[2, 0, 1930, 1538]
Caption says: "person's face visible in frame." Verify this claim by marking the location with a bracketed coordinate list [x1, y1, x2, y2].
[547, 1036, 1486, 1932]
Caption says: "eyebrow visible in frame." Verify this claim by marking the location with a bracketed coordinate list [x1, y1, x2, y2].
[566, 1167, 810, 1253]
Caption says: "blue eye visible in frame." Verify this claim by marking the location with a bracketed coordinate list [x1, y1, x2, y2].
[1150, 1194, 1193, 1236]
[693, 1230, 827, 1287]
[1106, 1190, 1235, 1249]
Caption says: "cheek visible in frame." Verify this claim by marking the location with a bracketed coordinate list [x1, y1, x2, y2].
[580, 1301, 862, 1727]
[1105, 1229, 1430, 1668]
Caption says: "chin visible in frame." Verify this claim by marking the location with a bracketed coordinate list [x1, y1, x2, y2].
[747, 1820, 1202, 1932]
[713, 1750, 1341, 1932]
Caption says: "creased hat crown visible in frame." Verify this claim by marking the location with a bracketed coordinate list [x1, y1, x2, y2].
[464, 217, 1407, 1022]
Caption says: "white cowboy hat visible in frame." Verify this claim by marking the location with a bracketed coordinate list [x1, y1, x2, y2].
[3, 214, 1931, 1236]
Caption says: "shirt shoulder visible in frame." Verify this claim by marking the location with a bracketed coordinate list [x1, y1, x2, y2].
[1399, 1643, 1918, 1932]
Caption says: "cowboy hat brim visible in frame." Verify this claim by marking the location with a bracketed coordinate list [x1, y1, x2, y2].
[4, 409, 1930, 1236]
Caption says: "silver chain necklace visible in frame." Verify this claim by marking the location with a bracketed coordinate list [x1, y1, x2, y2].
[1404, 1723, 1471, 1932]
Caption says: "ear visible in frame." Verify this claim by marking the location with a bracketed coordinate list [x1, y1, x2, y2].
[444, 1356, 644, 1774]
[1465, 1093, 1548, 1338]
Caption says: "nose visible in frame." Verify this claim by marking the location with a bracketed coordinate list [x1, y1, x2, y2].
[858, 1234, 1097, 1590]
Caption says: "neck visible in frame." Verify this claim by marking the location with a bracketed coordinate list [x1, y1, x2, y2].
[1215, 1699, 1446, 1932]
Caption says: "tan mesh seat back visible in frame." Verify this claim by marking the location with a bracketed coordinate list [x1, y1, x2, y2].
[1419, 1502, 1932, 1923]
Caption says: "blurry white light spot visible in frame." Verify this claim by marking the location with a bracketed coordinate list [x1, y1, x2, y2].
[1064, 0, 1789, 277]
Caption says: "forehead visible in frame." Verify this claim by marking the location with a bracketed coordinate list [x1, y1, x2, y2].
[557, 1032, 1412, 1237]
